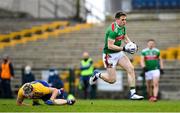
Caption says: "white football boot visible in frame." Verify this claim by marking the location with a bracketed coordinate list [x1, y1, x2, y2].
[89, 70, 99, 85]
[130, 94, 144, 100]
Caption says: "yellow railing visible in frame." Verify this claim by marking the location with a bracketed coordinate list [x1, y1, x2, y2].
[0, 21, 92, 50]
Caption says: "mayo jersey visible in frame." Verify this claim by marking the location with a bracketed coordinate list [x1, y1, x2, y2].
[141, 48, 160, 71]
[17, 81, 51, 99]
[103, 22, 126, 54]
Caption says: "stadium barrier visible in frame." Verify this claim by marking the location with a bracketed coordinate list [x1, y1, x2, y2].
[166, 47, 178, 60]
[94, 59, 104, 68]
[132, 55, 141, 67]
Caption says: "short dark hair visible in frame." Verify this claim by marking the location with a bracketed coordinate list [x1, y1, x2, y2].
[115, 11, 126, 19]
[147, 39, 155, 42]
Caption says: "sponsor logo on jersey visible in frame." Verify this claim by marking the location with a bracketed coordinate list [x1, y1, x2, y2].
[145, 55, 158, 60]
[115, 35, 125, 41]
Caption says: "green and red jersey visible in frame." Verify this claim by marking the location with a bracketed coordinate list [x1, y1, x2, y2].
[103, 22, 126, 54]
[141, 48, 160, 71]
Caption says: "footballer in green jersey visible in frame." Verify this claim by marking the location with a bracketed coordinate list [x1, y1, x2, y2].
[103, 22, 126, 54]
[89, 11, 144, 100]
[140, 39, 164, 102]
[141, 47, 160, 71]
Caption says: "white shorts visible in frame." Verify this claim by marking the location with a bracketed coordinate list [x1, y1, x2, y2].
[102, 51, 125, 68]
[145, 69, 160, 80]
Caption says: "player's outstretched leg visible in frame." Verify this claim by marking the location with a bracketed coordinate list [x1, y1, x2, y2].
[89, 70, 100, 85]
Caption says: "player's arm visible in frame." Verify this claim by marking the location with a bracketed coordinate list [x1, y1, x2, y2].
[49, 87, 59, 101]
[124, 34, 131, 44]
[45, 88, 75, 105]
[108, 38, 123, 51]
[159, 56, 164, 69]
[45, 87, 66, 105]
[140, 56, 145, 68]
[16, 96, 23, 106]
[159, 56, 164, 74]
[16, 96, 31, 106]
[16, 88, 31, 106]
[140, 53, 148, 72]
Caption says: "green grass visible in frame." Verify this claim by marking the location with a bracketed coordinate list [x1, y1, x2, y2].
[0, 99, 180, 112]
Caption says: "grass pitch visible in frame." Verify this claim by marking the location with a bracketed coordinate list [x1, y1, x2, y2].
[0, 99, 180, 112]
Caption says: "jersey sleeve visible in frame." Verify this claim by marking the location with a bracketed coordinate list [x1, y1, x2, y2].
[157, 50, 160, 57]
[141, 50, 145, 56]
[107, 23, 117, 40]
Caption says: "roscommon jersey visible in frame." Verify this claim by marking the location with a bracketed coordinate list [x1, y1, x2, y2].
[103, 22, 126, 54]
[17, 81, 51, 99]
[141, 48, 160, 71]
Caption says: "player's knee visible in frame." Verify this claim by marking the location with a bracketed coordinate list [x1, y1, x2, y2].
[154, 83, 159, 87]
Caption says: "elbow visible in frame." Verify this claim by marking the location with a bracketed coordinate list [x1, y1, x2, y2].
[108, 80, 116, 84]
[108, 44, 112, 50]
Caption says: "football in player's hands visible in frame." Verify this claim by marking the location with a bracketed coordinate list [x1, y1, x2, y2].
[124, 42, 138, 54]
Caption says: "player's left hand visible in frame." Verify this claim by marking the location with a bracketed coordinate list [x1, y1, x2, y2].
[45, 100, 54, 105]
